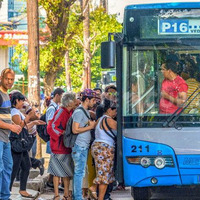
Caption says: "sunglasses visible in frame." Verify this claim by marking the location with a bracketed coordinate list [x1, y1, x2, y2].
[108, 92, 117, 96]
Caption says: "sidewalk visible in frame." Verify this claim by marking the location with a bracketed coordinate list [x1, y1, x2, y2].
[10, 187, 40, 200]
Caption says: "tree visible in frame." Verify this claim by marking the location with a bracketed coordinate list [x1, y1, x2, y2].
[39, 0, 79, 95]
[11, 4, 122, 93]
[65, 50, 72, 91]
[82, 0, 91, 89]
[55, 7, 122, 91]
[100, 0, 108, 13]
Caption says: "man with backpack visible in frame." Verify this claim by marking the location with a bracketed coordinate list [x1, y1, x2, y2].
[46, 88, 64, 188]
[71, 89, 97, 200]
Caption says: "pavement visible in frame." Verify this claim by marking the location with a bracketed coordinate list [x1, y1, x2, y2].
[11, 175, 132, 200]
[37, 187, 132, 200]
[10, 187, 40, 200]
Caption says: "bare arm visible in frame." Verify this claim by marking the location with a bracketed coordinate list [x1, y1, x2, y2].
[106, 118, 117, 131]
[12, 109, 36, 128]
[161, 91, 187, 106]
[72, 120, 96, 134]
[12, 115, 45, 130]
[0, 120, 21, 134]
[132, 94, 144, 114]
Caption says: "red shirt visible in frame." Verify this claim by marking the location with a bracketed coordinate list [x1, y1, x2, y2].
[47, 107, 73, 154]
[159, 76, 188, 114]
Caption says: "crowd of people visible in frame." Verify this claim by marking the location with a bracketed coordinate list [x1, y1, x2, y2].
[0, 67, 118, 200]
[45, 86, 118, 200]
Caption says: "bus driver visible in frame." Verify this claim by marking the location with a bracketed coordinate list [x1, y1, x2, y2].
[159, 60, 188, 114]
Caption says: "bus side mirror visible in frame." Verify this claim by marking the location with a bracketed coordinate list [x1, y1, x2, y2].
[101, 41, 116, 69]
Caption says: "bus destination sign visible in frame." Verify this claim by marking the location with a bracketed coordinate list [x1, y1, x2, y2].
[158, 19, 200, 35]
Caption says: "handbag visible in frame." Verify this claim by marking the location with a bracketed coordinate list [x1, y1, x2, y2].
[9, 127, 35, 153]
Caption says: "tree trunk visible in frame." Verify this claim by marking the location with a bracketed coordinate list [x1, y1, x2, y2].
[100, 0, 108, 13]
[65, 50, 72, 91]
[27, 0, 42, 158]
[39, 0, 78, 94]
[44, 71, 57, 96]
[82, 0, 91, 89]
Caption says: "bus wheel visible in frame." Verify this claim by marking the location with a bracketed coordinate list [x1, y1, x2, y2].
[131, 187, 151, 200]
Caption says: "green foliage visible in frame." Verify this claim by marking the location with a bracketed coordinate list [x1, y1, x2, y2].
[11, 3, 122, 93]
[55, 7, 122, 92]
[11, 44, 28, 79]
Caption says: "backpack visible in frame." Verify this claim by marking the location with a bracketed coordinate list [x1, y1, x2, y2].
[37, 104, 57, 142]
[63, 107, 91, 148]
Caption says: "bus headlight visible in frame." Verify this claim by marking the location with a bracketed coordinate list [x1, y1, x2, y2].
[140, 157, 151, 168]
[126, 156, 174, 168]
[154, 157, 166, 169]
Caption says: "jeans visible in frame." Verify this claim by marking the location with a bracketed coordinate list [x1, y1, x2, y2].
[0, 141, 13, 200]
[46, 141, 52, 154]
[31, 139, 37, 158]
[72, 144, 88, 200]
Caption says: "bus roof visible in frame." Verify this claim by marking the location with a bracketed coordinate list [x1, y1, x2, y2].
[125, 2, 200, 10]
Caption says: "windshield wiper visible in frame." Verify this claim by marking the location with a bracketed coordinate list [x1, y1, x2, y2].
[163, 86, 200, 128]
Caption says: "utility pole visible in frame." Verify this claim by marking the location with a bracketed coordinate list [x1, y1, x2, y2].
[27, 0, 41, 158]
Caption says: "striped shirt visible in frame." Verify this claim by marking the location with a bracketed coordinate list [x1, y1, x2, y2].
[184, 78, 200, 114]
[0, 89, 12, 143]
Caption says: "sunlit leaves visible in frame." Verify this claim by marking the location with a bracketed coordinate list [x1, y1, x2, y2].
[55, 7, 122, 91]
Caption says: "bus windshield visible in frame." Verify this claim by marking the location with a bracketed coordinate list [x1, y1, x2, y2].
[123, 45, 200, 127]
[122, 7, 200, 128]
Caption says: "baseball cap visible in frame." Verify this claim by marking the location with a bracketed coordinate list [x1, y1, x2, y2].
[81, 89, 97, 98]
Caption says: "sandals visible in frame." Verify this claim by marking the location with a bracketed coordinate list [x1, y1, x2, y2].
[19, 191, 34, 198]
[62, 196, 70, 200]
[53, 195, 60, 200]
[88, 189, 97, 200]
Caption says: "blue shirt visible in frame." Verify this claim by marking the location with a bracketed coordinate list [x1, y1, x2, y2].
[46, 101, 59, 123]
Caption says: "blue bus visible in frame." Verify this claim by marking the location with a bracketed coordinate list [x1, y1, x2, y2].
[101, 2, 200, 199]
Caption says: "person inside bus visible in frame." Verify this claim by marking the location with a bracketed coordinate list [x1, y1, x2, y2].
[181, 57, 198, 80]
[159, 60, 188, 114]
[132, 60, 146, 97]
[131, 76, 144, 114]
[184, 70, 200, 114]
